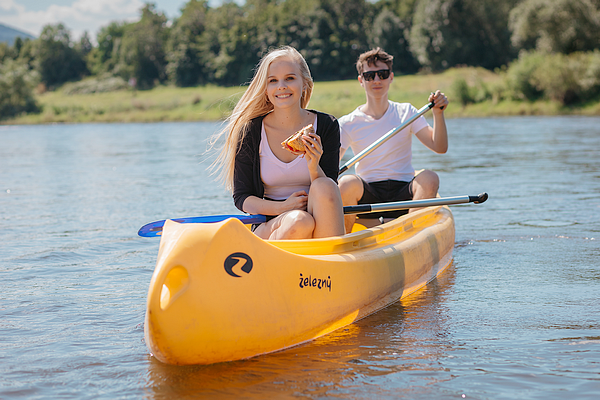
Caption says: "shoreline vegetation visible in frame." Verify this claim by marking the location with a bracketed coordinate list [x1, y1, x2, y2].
[3, 1, 599, 124]
[3, 66, 600, 125]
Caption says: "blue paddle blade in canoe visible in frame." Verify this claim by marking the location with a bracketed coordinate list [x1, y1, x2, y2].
[138, 214, 268, 237]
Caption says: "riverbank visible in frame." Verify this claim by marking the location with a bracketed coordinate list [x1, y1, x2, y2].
[2, 67, 599, 125]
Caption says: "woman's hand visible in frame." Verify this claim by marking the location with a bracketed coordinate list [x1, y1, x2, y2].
[281, 190, 308, 212]
[301, 133, 324, 180]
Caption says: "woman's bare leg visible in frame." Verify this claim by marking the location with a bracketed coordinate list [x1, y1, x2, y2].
[254, 210, 315, 240]
[307, 177, 345, 238]
[254, 177, 344, 240]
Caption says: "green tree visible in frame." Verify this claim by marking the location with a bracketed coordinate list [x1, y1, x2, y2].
[198, 0, 374, 84]
[200, 1, 254, 85]
[368, 8, 419, 74]
[409, 0, 518, 71]
[33, 23, 88, 87]
[77, 31, 93, 57]
[509, 0, 600, 54]
[166, 0, 210, 86]
[0, 42, 9, 63]
[16, 38, 36, 70]
[13, 36, 23, 56]
[0, 36, 25, 62]
[0, 59, 40, 119]
[296, 5, 341, 80]
[309, 0, 372, 80]
[87, 22, 128, 75]
[114, 3, 169, 89]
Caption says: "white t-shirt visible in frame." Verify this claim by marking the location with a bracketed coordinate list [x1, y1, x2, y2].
[339, 101, 430, 182]
[259, 117, 317, 200]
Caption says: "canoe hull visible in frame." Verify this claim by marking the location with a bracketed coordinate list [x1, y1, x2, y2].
[144, 205, 455, 365]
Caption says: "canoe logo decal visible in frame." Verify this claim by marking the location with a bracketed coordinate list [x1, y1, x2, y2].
[224, 252, 253, 277]
[299, 273, 332, 292]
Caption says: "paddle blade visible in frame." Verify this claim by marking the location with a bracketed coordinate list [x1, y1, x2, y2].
[138, 214, 267, 237]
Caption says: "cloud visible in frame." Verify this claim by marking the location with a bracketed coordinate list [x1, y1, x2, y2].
[0, 0, 145, 40]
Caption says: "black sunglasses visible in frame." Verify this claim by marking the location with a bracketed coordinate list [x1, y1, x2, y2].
[362, 69, 391, 81]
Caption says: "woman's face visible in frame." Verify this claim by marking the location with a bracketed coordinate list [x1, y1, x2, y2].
[265, 57, 305, 110]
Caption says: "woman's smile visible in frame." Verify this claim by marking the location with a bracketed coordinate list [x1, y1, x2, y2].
[266, 57, 304, 107]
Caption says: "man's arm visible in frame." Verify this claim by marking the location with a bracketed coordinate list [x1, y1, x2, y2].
[415, 90, 449, 154]
[339, 145, 348, 163]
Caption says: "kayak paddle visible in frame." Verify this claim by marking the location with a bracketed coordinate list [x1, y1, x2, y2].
[342, 193, 488, 214]
[138, 214, 267, 237]
[138, 193, 487, 237]
[339, 101, 435, 174]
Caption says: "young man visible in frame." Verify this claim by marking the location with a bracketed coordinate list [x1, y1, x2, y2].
[338, 47, 449, 233]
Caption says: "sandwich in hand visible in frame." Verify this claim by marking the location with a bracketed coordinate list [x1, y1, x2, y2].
[281, 124, 314, 153]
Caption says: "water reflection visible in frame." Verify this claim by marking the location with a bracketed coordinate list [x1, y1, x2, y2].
[144, 267, 457, 398]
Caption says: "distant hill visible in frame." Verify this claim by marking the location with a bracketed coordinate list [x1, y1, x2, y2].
[0, 23, 35, 45]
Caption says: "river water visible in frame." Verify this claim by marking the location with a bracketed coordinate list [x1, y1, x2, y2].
[1, 116, 599, 399]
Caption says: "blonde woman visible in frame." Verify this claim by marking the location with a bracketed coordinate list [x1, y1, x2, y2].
[211, 46, 345, 240]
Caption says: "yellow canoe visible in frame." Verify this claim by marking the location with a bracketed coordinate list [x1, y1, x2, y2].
[144, 204, 455, 365]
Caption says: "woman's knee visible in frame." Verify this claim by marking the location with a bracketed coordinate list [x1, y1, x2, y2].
[283, 210, 315, 236]
[312, 176, 338, 191]
[310, 177, 341, 202]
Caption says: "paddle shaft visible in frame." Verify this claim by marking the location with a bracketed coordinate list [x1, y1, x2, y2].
[138, 193, 488, 237]
[343, 193, 489, 215]
[339, 102, 434, 174]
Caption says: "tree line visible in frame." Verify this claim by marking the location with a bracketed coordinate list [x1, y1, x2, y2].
[1, 0, 599, 118]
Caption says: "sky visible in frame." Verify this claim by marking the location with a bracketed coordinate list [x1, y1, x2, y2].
[0, 0, 229, 41]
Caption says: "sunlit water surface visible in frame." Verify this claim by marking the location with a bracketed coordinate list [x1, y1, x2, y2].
[1, 116, 599, 399]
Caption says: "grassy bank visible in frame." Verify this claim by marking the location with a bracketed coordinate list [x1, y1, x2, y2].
[3, 67, 600, 125]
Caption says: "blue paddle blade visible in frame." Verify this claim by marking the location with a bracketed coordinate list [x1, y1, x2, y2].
[138, 214, 268, 237]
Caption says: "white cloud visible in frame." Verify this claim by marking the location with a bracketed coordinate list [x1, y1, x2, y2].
[0, 0, 145, 40]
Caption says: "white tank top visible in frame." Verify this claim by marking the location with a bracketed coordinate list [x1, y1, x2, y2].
[260, 117, 317, 200]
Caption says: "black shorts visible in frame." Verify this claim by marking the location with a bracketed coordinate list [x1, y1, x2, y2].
[357, 178, 414, 219]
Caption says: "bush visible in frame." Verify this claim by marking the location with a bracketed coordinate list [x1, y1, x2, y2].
[503, 50, 546, 101]
[0, 59, 40, 119]
[504, 50, 600, 105]
[531, 53, 581, 104]
[61, 74, 130, 95]
[450, 73, 494, 106]
[451, 78, 474, 106]
[575, 50, 600, 101]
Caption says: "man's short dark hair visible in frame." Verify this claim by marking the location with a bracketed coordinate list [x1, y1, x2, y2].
[356, 47, 394, 75]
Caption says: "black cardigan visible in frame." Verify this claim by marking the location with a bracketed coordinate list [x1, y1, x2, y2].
[233, 110, 340, 213]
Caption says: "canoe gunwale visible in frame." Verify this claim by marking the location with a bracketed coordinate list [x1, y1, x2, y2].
[266, 205, 447, 255]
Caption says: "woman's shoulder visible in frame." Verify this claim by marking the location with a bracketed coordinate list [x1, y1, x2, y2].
[237, 114, 267, 153]
[245, 114, 268, 137]
[308, 109, 336, 119]
[248, 114, 267, 128]
[308, 110, 338, 128]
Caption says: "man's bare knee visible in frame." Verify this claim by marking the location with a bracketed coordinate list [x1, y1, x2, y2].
[338, 175, 363, 205]
[413, 170, 439, 198]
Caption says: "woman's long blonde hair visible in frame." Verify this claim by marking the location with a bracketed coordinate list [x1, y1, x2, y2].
[210, 46, 314, 191]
